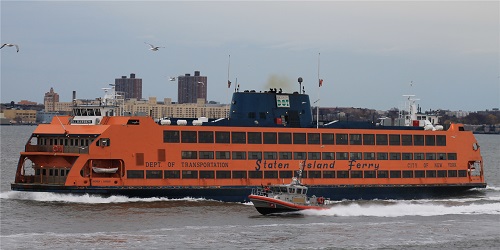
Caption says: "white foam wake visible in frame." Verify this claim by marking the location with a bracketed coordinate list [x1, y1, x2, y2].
[0, 191, 206, 203]
[301, 200, 500, 217]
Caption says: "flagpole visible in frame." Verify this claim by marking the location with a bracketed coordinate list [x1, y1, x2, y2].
[317, 52, 320, 129]
[227, 54, 231, 118]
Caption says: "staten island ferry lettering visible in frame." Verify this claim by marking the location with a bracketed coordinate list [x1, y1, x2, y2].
[11, 85, 486, 202]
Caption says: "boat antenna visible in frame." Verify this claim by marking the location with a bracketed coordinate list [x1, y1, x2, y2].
[227, 54, 231, 118]
[317, 52, 321, 129]
[296, 161, 305, 185]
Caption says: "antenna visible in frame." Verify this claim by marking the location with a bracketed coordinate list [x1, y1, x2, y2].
[317, 52, 321, 129]
[226, 54, 231, 118]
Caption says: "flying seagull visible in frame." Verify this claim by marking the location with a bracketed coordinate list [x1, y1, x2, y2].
[144, 42, 164, 51]
[169, 77, 176, 81]
[1, 43, 19, 52]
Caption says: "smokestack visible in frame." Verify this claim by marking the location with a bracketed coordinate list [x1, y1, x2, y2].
[194, 71, 200, 76]
[72, 91, 76, 101]
[130, 73, 135, 78]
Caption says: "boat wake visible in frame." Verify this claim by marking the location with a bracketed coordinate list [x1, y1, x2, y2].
[0, 191, 209, 204]
[301, 196, 500, 217]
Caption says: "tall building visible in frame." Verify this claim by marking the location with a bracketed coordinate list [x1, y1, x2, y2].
[44, 87, 59, 112]
[115, 73, 142, 100]
[177, 71, 207, 104]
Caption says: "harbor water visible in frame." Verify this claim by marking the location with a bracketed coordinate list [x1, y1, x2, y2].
[1, 126, 499, 249]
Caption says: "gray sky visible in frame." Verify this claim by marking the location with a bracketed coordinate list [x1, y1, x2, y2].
[1, 0, 498, 111]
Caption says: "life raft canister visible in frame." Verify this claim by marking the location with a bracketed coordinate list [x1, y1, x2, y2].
[317, 197, 325, 204]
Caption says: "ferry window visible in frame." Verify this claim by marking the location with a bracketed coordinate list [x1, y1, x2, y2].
[216, 151, 230, 159]
[279, 152, 292, 160]
[232, 151, 246, 160]
[402, 135, 413, 146]
[376, 134, 388, 145]
[279, 171, 293, 178]
[437, 153, 447, 160]
[322, 152, 335, 160]
[336, 133, 348, 145]
[200, 171, 215, 179]
[127, 170, 144, 179]
[337, 171, 349, 178]
[293, 133, 306, 144]
[323, 171, 335, 178]
[390, 153, 401, 160]
[294, 152, 306, 160]
[248, 132, 262, 144]
[164, 131, 180, 143]
[248, 171, 263, 179]
[43, 169, 47, 176]
[264, 152, 277, 160]
[377, 170, 388, 178]
[364, 171, 376, 178]
[263, 132, 277, 144]
[199, 151, 214, 159]
[415, 170, 425, 178]
[54, 169, 59, 176]
[182, 170, 198, 179]
[402, 171, 413, 178]
[232, 171, 247, 179]
[425, 135, 435, 146]
[414, 153, 425, 160]
[350, 134, 362, 145]
[60, 169, 65, 177]
[216, 171, 231, 179]
[425, 153, 436, 160]
[146, 170, 163, 179]
[364, 152, 375, 160]
[390, 170, 401, 178]
[136, 153, 144, 166]
[436, 135, 446, 146]
[363, 134, 375, 145]
[426, 170, 436, 178]
[377, 152, 388, 160]
[264, 171, 278, 179]
[351, 171, 362, 178]
[259, 112, 266, 119]
[336, 152, 349, 160]
[158, 149, 166, 162]
[87, 109, 95, 116]
[448, 170, 458, 177]
[414, 135, 424, 146]
[278, 133, 292, 144]
[81, 109, 87, 116]
[127, 119, 140, 125]
[248, 112, 256, 119]
[447, 153, 457, 160]
[308, 152, 321, 160]
[307, 133, 320, 144]
[164, 170, 180, 179]
[198, 131, 214, 143]
[215, 131, 230, 143]
[350, 152, 362, 160]
[181, 151, 197, 159]
[458, 170, 467, 177]
[95, 109, 101, 116]
[402, 153, 413, 160]
[232, 132, 246, 144]
[248, 151, 262, 160]
[308, 171, 321, 178]
[36, 169, 40, 175]
[437, 170, 447, 177]
[181, 131, 197, 143]
[389, 135, 400, 145]
[322, 133, 334, 145]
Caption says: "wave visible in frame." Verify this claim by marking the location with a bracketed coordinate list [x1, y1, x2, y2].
[0, 191, 208, 203]
[301, 200, 500, 217]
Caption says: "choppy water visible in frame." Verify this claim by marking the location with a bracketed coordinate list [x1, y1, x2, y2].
[1, 126, 499, 249]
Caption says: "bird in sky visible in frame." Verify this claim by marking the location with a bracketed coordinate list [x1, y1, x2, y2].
[169, 77, 176, 81]
[1, 43, 19, 52]
[144, 42, 164, 51]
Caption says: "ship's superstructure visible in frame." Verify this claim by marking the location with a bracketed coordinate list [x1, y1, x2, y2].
[12, 87, 486, 202]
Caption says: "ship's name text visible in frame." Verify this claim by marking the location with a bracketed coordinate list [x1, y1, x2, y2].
[255, 160, 380, 171]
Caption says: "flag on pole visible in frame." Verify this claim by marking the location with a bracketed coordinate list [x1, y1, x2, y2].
[228, 80, 231, 88]
[319, 79, 323, 87]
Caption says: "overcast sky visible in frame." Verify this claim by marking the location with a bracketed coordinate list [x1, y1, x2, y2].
[1, 0, 498, 111]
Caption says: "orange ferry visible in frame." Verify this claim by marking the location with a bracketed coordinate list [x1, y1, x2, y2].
[12, 87, 486, 202]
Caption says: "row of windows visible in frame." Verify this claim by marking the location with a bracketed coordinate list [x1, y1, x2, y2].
[37, 137, 94, 147]
[181, 151, 457, 161]
[164, 131, 447, 146]
[126, 169, 468, 179]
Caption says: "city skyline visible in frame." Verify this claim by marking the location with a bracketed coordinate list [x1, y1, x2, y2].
[1, 1, 498, 111]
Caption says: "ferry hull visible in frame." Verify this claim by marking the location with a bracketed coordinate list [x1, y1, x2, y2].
[10, 183, 485, 202]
